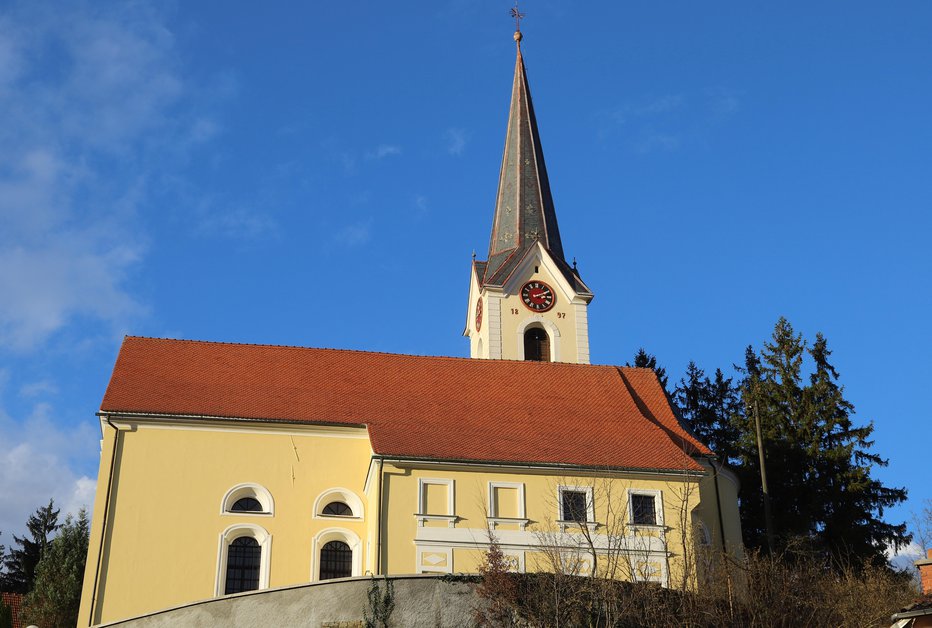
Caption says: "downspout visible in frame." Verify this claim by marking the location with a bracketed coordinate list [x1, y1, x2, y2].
[375, 457, 385, 575]
[710, 457, 728, 550]
[88, 416, 121, 627]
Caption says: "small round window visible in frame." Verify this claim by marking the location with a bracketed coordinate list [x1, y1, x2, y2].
[322, 501, 353, 517]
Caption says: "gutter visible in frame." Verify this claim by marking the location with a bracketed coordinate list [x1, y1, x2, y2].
[379, 455, 707, 478]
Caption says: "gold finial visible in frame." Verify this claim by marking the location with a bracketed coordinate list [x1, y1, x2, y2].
[510, 1, 525, 44]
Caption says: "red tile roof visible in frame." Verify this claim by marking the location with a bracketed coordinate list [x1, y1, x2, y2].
[101, 337, 711, 472]
[1, 592, 24, 628]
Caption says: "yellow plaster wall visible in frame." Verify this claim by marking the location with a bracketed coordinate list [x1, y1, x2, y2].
[695, 460, 745, 559]
[80, 419, 740, 626]
[80, 420, 372, 626]
[381, 463, 702, 583]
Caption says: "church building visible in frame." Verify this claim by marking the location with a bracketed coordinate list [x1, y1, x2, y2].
[78, 30, 742, 627]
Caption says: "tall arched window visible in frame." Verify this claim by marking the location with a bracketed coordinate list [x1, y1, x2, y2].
[224, 537, 261, 594]
[319, 541, 352, 580]
[216, 524, 271, 596]
[524, 327, 550, 362]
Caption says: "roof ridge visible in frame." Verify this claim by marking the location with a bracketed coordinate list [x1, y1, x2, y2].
[122, 336, 624, 370]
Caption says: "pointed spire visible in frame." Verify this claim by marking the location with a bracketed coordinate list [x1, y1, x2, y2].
[482, 36, 569, 287]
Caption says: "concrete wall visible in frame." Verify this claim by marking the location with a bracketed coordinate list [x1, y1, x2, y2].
[94, 574, 485, 628]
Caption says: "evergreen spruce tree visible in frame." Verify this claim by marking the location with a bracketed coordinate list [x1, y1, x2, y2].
[728, 319, 908, 564]
[23, 509, 90, 628]
[674, 362, 742, 464]
[628, 348, 669, 391]
[1, 500, 60, 593]
[804, 333, 908, 564]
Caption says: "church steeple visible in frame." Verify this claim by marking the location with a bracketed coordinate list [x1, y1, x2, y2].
[484, 38, 566, 287]
[465, 29, 593, 365]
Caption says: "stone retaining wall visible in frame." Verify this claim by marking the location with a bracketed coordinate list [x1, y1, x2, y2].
[96, 574, 485, 628]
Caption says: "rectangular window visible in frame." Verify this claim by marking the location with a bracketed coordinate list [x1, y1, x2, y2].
[561, 490, 589, 523]
[631, 493, 657, 526]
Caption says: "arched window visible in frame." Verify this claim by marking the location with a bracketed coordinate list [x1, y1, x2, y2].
[319, 541, 353, 580]
[524, 327, 550, 362]
[216, 524, 271, 596]
[221, 483, 274, 515]
[313, 488, 364, 520]
[322, 501, 353, 517]
[224, 537, 261, 594]
[231, 497, 263, 513]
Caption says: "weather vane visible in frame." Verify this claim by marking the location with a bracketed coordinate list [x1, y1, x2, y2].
[510, 1, 525, 35]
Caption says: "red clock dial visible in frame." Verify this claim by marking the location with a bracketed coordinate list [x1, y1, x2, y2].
[521, 281, 555, 312]
[475, 298, 483, 331]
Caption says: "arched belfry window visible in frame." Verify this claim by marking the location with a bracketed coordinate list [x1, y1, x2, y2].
[524, 327, 551, 362]
[319, 541, 352, 580]
[224, 537, 261, 594]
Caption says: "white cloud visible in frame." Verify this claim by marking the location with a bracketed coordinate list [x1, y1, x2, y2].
[197, 206, 279, 240]
[333, 219, 373, 247]
[19, 380, 58, 398]
[443, 127, 469, 156]
[886, 540, 924, 577]
[365, 144, 402, 160]
[0, 402, 98, 537]
[706, 87, 742, 116]
[636, 133, 680, 154]
[414, 194, 429, 216]
[636, 94, 685, 116]
[0, 1, 211, 350]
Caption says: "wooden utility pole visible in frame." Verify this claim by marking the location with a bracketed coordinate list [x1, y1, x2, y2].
[752, 386, 776, 552]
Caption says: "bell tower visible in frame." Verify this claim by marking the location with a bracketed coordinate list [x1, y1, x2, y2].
[464, 30, 593, 364]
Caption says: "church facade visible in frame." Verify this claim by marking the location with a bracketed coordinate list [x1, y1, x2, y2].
[78, 34, 742, 627]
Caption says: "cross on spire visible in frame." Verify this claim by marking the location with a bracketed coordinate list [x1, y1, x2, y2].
[510, 1, 525, 43]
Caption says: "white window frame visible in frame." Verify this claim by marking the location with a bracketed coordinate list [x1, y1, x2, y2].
[628, 488, 663, 529]
[215, 523, 271, 596]
[487, 481, 528, 530]
[416, 478, 456, 528]
[310, 527, 363, 582]
[312, 487, 365, 520]
[221, 483, 274, 516]
[556, 485, 596, 532]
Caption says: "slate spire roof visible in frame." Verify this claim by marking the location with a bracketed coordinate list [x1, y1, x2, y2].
[481, 37, 590, 295]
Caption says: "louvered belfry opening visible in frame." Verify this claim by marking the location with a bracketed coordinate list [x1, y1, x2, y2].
[524, 327, 551, 362]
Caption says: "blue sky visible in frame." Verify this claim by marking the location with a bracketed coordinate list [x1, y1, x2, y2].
[0, 0, 929, 557]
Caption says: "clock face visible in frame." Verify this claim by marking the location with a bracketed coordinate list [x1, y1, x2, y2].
[475, 298, 483, 331]
[521, 281, 555, 312]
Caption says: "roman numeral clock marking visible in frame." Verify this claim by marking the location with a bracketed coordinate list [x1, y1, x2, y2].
[520, 281, 555, 312]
